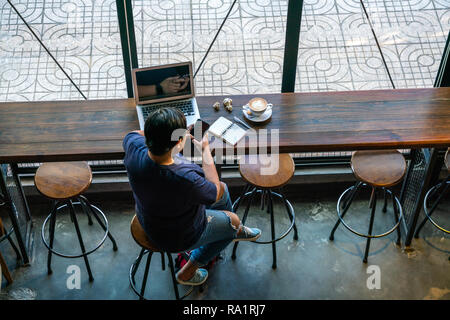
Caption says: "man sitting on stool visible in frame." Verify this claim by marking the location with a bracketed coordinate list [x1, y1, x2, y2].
[123, 108, 261, 286]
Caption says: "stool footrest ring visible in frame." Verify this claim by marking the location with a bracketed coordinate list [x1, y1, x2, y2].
[423, 180, 450, 234]
[129, 250, 194, 300]
[336, 184, 403, 239]
[232, 189, 296, 244]
[41, 200, 110, 258]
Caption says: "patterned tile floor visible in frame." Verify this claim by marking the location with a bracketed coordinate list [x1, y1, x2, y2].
[0, 0, 449, 101]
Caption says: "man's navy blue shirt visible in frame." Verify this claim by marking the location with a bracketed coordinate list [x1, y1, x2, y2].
[123, 132, 217, 252]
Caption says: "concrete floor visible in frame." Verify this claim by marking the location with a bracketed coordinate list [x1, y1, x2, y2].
[1, 183, 449, 300]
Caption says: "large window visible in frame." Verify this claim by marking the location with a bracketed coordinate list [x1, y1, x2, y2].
[0, 0, 126, 101]
[1, 0, 449, 103]
[132, 0, 289, 96]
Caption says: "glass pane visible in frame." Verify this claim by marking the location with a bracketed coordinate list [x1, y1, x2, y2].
[0, 0, 127, 102]
[132, 0, 288, 95]
[364, 0, 450, 88]
[296, 0, 392, 92]
[295, 0, 450, 92]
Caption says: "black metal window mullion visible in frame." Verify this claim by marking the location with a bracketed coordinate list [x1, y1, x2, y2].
[116, 0, 138, 98]
[281, 0, 304, 93]
[434, 30, 450, 88]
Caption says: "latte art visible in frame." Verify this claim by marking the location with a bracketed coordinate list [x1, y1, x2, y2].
[249, 98, 268, 112]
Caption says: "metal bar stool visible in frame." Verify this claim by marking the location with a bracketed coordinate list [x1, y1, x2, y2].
[414, 149, 449, 259]
[35, 161, 118, 282]
[129, 215, 197, 300]
[231, 154, 298, 269]
[329, 150, 406, 263]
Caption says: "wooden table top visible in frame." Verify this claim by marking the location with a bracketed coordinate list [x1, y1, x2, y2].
[0, 88, 449, 163]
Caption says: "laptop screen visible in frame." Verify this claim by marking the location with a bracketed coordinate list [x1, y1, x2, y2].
[132, 62, 194, 105]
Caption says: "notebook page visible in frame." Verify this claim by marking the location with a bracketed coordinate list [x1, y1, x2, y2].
[208, 117, 233, 137]
[222, 123, 246, 145]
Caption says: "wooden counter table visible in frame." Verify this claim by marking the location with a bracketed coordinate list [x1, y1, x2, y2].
[0, 88, 449, 162]
[1, 87, 449, 263]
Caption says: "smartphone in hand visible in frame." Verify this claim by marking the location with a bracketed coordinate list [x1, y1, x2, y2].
[184, 119, 210, 156]
[189, 119, 210, 137]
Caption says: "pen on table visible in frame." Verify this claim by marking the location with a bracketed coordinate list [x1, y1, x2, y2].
[234, 116, 251, 130]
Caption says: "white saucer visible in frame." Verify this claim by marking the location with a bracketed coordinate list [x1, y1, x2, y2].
[242, 104, 272, 123]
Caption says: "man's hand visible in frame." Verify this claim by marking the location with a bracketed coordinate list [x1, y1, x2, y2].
[190, 132, 210, 153]
[160, 76, 189, 94]
[178, 77, 189, 90]
[192, 131, 220, 197]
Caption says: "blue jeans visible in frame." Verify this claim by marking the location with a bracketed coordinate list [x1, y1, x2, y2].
[187, 184, 239, 266]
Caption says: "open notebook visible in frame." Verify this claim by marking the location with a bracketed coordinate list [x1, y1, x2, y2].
[208, 116, 247, 145]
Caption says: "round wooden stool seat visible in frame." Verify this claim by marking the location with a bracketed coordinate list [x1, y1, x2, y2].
[130, 215, 162, 252]
[351, 150, 406, 188]
[239, 154, 295, 189]
[35, 161, 92, 200]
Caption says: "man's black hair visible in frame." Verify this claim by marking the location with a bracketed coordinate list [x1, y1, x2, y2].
[144, 107, 187, 156]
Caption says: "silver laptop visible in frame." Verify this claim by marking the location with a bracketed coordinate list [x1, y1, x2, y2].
[132, 61, 200, 130]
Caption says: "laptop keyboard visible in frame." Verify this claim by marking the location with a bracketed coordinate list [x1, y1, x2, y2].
[142, 100, 195, 120]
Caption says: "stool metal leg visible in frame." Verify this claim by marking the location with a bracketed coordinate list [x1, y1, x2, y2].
[79, 198, 93, 226]
[233, 184, 251, 213]
[268, 191, 277, 269]
[160, 252, 166, 271]
[47, 201, 58, 275]
[392, 194, 401, 245]
[139, 251, 153, 300]
[79, 196, 118, 251]
[240, 187, 258, 227]
[414, 181, 449, 238]
[68, 200, 94, 282]
[382, 188, 388, 213]
[369, 187, 376, 209]
[231, 187, 258, 260]
[363, 188, 377, 263]
[330, 182, 361, 241]
[265, 190, 271, 214]
[340, 189, 352, 210]
[166, 253, 181, 300]
[131, 248, 145, 285]
[261, 188, 266, 211]
[425, 178, 448, 208]
[279, 188, 298, 240]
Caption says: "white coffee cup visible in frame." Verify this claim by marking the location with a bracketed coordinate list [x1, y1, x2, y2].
[246, 97, 272, 116]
